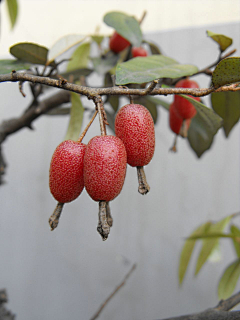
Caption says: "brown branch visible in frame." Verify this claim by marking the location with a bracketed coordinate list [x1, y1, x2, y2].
[90, 264, 136, 320]
[0, 89, 70, 144]
[1, 72, 240, 99]
[214, 291, 240, 311]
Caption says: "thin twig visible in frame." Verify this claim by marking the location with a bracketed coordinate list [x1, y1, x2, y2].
[90, 264, 137, 320]
[78, 110, 98, 143]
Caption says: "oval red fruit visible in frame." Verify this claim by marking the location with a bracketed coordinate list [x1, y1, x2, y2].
[115, 104, 155, 167]
[109, 32, 130, 53]
[174, 79, 200, 119]
[84, 136, 127, 202]
[49, 140, 86, 203]
[132, 46, 148, 57]
[169, 102, 191, 136]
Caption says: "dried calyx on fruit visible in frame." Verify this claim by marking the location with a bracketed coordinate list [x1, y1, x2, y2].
[115, 104, 155, 195]
[132, 46, 148, 57]
[48, 140, 86, 230]
[84, 135, 127, 240]
[109, 32, 130, 53]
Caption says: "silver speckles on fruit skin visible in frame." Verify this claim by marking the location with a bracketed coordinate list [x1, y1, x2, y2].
[49, 140, 86, 203]
[115, 104, 155, 167]
[83, 136, 127, 202]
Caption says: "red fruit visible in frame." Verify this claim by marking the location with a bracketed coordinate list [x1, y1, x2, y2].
[109, 32, 130, 53]
[132, 46, 148, 57]
[115, 104, 155, 167]
[174, 79, 200, 119]
[49, 140, 86, 203]
[169, 102, 191, 137]
[84, 135, 127, 202]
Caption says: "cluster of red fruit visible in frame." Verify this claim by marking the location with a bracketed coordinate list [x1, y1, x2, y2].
[169, 78, 200, 150]
[49, 103, 155, 240]
[109, 31, 148, 57]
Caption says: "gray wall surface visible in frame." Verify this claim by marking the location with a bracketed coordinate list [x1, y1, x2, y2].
[0, 22, 240, 319]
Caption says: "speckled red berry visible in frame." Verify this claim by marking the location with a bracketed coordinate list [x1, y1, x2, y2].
[49, 140, 86, 203]
[115, 104, 155, 167]
[109, 32, 130, 53]
[132, 46, 148, 57]
[83, 135, 127, 202]
[169, 102, 191, 136]
[174, 79, 200, 119]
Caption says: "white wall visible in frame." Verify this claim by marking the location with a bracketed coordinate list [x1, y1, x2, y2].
[0, 1, 240, 320]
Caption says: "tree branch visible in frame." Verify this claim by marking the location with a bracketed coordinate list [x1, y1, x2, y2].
[1, 72, 240, 100]
[0, 90, 70, 144]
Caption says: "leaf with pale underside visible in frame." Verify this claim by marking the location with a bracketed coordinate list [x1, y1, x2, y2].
[178, 221, 211, 286]
[195, 215, 232, 276]
[64, 93, 84, 141]
[115, 55, 198, 85]
[218, 259, 240, 299]
[0, 59, 30, 74]
[47, 34, 87, 64]
[91, 35, 104, 45]
[212, 57, 240, 88]
[104, 11, 142, 47]
[211, 91, 240, 137]
[6, 0, 18, 30]
[207, 30, 232, 52]
[67, 42, 90, 72]
[10, 43, 49, 65]
[182, 96, 223, 158]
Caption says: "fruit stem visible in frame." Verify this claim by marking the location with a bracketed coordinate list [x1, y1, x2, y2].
[137, 166, 150, 195]
[95, 96, 107, 136]
[106, 201, 113, 227]
[169, 135, 178, 152]
[78, 110, 98, 143]
[97, 201, 111, 240]
[49, 202, 64, 231]
[179, 119, 189, 138]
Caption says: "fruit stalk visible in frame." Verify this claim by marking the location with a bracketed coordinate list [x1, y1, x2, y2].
[95, 97, 107, 136]
[97, 201, 111, 241]
[49, 202, 64, 231]
[137, 166, 150, 195]
[106, 201, 113, 227]
[78, 110, 98, 143]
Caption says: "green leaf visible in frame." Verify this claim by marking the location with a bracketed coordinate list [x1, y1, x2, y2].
[116, 55, 198, 85]
[184, 96, 223, 158]
[6, 0, 18, 29]
[211, 91, 240, 137]
[188, 233, 238, 240]
[60, 68, 93, 81]
[0, 59, 30, 74]
[143, 40, 161, 55]
[230, 225, 240, 258]
[207, 30, 232, 52]
[147, 96, 170, 111]
[91, 51, 119, 75]
[105, 110, 115, 133]
[47, 34, 87, 64]
[91, 35, 104, 45]
[218, 259, 240, 299]
[104, 11, 142, 47]
[195, 215, 232, 275]
[133, 96, 158, 123]
[10, 42, 49, 65]
[107, 96, 119, 112]
[178, 221, 212, 286]
[67, 42, 90, 72]
[64, 93, 84, 141]
[212, 57, 240, 88]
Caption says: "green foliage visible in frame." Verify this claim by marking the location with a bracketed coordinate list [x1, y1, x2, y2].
[0, 59, 30, 74]
[230, 225, 240, 258]
[207, 30, 232, 52]
[212, 57, 240, 88]
[6, 0, 18, 29]
[10, 42, 49, 65]
[218, 259, 240, 299]
[64, 93, 84, 141]
[116, 55, 198, 85]
[184, 96, 223, 158]
[104, 11, 142, 47]
[67, 42, 91, 72]
[211, 91, 240, 137]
